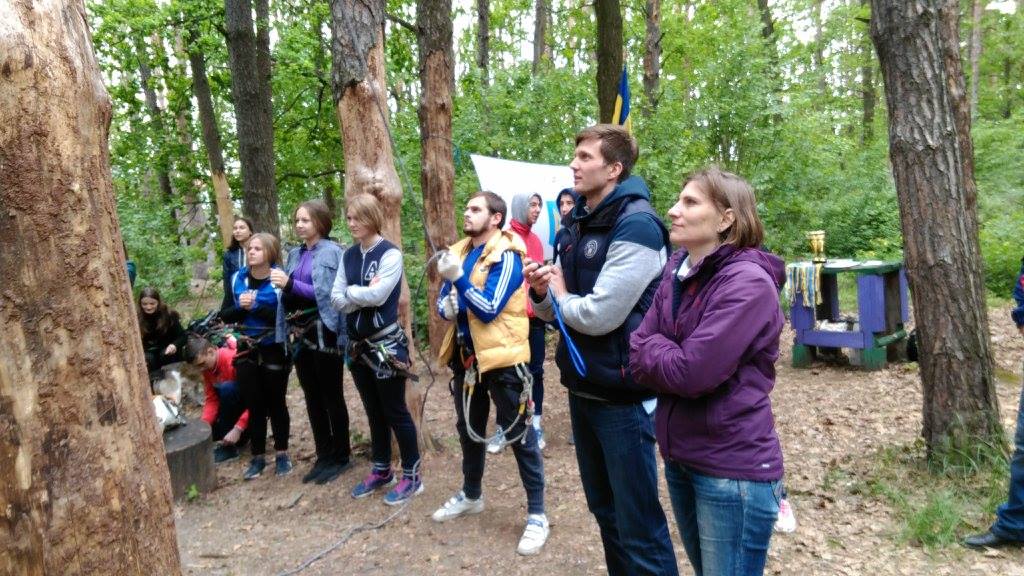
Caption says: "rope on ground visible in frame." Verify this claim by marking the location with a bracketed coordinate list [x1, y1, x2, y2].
[275, 497, 412, 576]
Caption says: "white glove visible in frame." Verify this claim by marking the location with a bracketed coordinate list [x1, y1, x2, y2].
[437, 251, 463, 282]
[441, 290, 460, 320]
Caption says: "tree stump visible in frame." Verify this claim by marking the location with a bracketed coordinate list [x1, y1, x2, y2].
[163, 419, 215, 501]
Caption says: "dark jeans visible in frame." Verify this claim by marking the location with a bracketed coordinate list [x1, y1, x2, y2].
[294, 347, 350, 464]
[210, 380, 249, 445]
[236, 344, 290, 456]
[992, 382, 1024, 541]
[528, 318, 546, 416]
[351, 361, 420, 476]
[568, 394, 678, 576]
[664, 462, 780, 576]
[452, 364, 545, 514]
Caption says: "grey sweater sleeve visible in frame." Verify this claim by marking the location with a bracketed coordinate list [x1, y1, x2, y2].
[554, 240, 666, 336]
[344, 249, 403, 309]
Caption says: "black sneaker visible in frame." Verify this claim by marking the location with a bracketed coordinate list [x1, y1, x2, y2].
[213, 444, 239, 464]
[314, 459, 353, 485]
[275, 453, 294, 476]
[302, 459, 329, 484]
[243, 456, 266, 481]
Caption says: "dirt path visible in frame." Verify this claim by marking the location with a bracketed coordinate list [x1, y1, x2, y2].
[176, 309, 1024, 575]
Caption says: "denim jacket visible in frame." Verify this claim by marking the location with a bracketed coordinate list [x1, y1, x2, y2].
[282, 239, 345, 339]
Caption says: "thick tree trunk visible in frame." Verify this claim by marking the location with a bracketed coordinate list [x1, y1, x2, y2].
[532, 0, 550, 73]
[187, 30, 235, 248]
[330, 0, 431, 449]
[476, 0, 490, 84]
[860, 0, 875, 144]
[417, 0, 459, 365]
[870, 0, 1001, 455]
[225, 0, 278, 234]
[595, 0, 623, 123]
[0, 2, 182, 574]
[968, 0, 982, 119]
[642, 0, 661, 115]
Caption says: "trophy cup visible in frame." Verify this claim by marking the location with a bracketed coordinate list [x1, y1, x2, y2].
[807, 230, 826, 263]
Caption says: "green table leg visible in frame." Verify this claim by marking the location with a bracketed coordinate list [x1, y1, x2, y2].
[861, 346, 887, 370]
[793, 344, 814, 368]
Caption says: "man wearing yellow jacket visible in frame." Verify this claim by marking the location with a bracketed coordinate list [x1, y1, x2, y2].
[432, 191, 549, 556]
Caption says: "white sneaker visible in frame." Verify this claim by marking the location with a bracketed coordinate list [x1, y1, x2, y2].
[774, 497, 797, 533]
[486, 426, 506, 454]
[431, 491, 484, 522]
[536, 427, 546, 451]
[517, 514, 550, 556]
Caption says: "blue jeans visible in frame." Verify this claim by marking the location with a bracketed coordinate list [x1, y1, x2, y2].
[992, 382, 1024, 541]
[664, 462, 780, 576]
[569, 394, 677, 576]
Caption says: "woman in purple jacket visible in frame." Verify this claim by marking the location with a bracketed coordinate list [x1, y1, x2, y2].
[629, 166, 785, 576]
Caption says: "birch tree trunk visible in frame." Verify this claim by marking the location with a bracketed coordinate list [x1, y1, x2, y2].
[0, 2, 182, 573]
[871, 0, 1002, 455]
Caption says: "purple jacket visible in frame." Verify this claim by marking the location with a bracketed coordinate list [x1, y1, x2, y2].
[629, 244, 786, 482]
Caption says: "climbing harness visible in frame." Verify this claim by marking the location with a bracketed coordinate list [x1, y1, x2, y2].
[458, 350, 535, 449]
[347, 323, 419, 382]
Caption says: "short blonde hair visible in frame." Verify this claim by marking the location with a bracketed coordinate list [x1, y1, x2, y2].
[682, 166, 764, 249]
[346, 194, 385, 235]
[248, 232, 282, 266]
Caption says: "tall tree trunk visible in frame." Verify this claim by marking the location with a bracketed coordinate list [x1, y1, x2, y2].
[330, 0, 429, 449]
[532, 0, 550, 73]
[476, 0, 490, 84]
[417, 0, 459, 365]
[969, 0, 982, 119]
[595, 0, 623, 123]
[642, 0, 661, 115]
[187, 29, 235, 248]
[225, 0, 279, 234]
[860, 0, 875, 143]
[0, 2, 182, 574]
[870, 0, 1001, 455]
[136, 39, 175, 204]
[812, 0, 827, 96]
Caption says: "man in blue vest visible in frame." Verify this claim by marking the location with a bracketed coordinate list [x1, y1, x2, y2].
[525, 124, 677, 575]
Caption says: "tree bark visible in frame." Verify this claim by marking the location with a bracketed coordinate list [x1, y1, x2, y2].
[187, 29, 235, 248]
[476, 0, 490, 84]
[860, 0, 875, 144]
[870, 0, 1001, 455]
[532, 0, 551, 74]
[330, 0, 430, 449]
[0, 2, 182, 574]
[595, 0, 623, 123]
[968, 0, 982, 119]
[642, 0, 661, 115]
[417, 0, 459, 365]
[224, 0, 279, 234]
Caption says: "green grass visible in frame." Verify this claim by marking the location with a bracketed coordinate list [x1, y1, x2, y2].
[857, 439, 1010, 548]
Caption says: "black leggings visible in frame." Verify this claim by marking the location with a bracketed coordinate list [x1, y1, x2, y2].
[236, 344, 291, 456]
[350, 361, 420, 476]
[294, 347, 351, 463]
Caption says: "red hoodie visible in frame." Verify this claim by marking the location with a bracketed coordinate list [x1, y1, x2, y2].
[509, 219, 544, 317]
[201, 344, 249, 430]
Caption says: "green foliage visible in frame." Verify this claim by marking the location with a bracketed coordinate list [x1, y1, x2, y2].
[859, 440, 1009, 548]
[185, 483, 200, 501]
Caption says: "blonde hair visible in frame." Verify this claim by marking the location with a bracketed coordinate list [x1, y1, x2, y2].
[346, 194, 385, 235]
[682, 166, 764, 248]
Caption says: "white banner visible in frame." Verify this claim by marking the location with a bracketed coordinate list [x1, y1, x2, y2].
[470, 154, 574, 261]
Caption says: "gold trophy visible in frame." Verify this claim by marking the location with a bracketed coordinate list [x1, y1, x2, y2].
[806, 230, 826, 263]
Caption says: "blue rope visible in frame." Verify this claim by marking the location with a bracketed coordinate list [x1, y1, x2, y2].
[551, 297, 587, 378]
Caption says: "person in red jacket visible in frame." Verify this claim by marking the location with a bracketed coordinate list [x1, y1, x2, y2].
[506, 192, 548, 451]
[185, 337, 250, 463]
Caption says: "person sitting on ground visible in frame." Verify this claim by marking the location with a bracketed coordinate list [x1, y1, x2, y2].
[963, 256, 1024, 550]
[221, 216, 254, 313]
[137, 286, 186, 375]
[220, 232, 294, 481]
[331, 194, 423, 505]
[184, 336, 250, 464]
[432, 191, 549, 556]
[629, 166, 786, 576]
